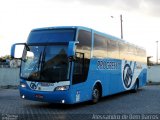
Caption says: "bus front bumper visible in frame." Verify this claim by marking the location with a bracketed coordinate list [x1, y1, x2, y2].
[19, 87, 74, 104]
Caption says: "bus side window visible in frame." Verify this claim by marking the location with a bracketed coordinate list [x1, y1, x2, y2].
[107, 40, 119, 59]
[93, 33, 107, 58]
[72, 30, 91, 85]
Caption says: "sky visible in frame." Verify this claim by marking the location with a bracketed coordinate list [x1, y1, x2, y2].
[0, 0, 160, 61]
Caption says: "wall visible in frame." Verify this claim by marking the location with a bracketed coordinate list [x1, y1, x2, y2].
[0, 66, 159, 88]
[147, 65, 160, 83]
[0, 68, 20, 87]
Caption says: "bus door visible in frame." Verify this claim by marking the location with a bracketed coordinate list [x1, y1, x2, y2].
[71, 52, 86, 102]
[72, 52, 84, 84]
[70, 29, 91, 102]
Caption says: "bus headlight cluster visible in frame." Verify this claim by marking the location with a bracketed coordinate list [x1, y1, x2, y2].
[55, 85, 69, 91]
[20, 82, 26, 88]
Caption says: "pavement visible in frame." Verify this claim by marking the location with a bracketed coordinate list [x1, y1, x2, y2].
[0, 85, 160, 120]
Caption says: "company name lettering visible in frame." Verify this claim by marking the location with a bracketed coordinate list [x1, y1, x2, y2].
[97, 60, 120, 70]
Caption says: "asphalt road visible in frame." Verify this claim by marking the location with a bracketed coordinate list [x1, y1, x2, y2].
[0, 85, 160, 120]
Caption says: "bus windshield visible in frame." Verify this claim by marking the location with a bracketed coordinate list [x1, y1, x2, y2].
[20, 45, 69, 82]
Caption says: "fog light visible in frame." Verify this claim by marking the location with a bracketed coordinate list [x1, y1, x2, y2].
[22, 95, 25, 99]
[62, 100, 65, 103]
[20, 83, 26, 88]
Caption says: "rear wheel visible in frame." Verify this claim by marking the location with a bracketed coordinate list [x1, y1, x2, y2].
[92, 85, 100, 104]
[131, 80, 139, 93]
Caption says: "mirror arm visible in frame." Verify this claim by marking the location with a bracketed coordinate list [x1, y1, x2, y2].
[15, 43, 30, 51]
[24, 43, 30, 51]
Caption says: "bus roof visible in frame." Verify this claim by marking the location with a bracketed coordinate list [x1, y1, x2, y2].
[31, 26, 145, 50]
[31, 26, 123, 42]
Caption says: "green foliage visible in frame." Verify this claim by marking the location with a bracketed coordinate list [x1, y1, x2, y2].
[0, 55, 11, 62]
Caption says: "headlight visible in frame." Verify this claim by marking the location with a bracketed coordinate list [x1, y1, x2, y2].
[55, 85, 69, 91]
[20, 83, 26, 88]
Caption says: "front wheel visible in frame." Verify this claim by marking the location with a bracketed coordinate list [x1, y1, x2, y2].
[92, 85, 100, 104]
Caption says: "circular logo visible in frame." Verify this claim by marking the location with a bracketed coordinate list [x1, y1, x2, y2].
[123, 64, 133, 88]
[30, 82, 37, 90]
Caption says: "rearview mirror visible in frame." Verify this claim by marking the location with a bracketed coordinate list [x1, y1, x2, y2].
[11, 43, 29, 59]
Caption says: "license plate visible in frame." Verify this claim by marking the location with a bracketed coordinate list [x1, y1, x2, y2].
[40, 83, 54, 87]
[35, 94, 44, 99]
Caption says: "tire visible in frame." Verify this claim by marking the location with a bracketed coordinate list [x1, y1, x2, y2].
[92, 85, 100, 104]
[131, 81, 139, 93]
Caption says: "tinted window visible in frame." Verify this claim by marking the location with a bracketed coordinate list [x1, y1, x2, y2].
[137, 47, 146, 63]
[119, 42, 146, 63]
[107, 40, 119, 59]
[27, 29, 76, 43]
[127, 44, 136, 61]
[76, 30, 92, 59]
[119, 42, 127, 59]
[72, 30, 91, 84]
[20, 45, 69, 82]
[93, 34, 107, 58]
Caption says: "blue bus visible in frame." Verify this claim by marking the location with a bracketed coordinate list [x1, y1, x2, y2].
[11, 26, 147, 104]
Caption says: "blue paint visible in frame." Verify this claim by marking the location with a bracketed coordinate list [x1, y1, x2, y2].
[12, 26, 147, 104]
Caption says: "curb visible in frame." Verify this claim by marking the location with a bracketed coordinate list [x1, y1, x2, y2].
[0, 85, 18, 89]
[147, 82, 160, 85]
